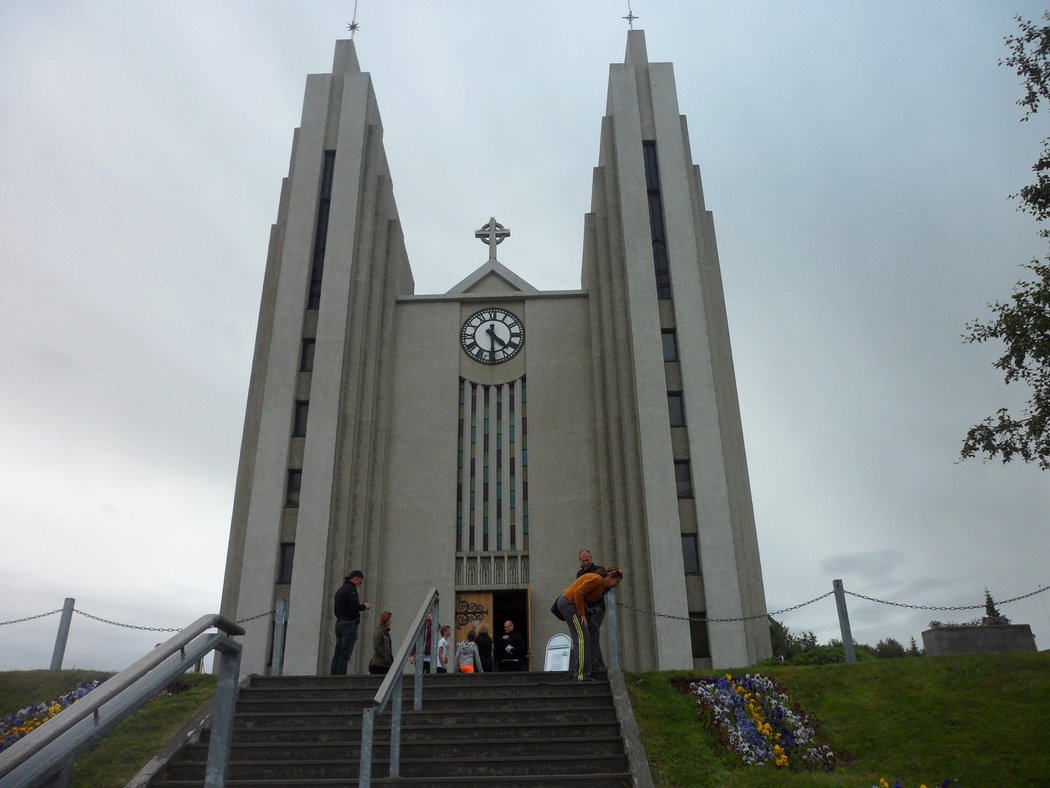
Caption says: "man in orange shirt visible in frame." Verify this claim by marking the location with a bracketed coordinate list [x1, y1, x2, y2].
[554, 568, 624, 681]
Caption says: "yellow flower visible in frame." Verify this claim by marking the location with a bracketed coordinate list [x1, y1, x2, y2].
[880, 779, 890, 788]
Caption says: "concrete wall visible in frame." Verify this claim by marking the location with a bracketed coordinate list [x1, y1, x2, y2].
[922, 625, 1037, 657]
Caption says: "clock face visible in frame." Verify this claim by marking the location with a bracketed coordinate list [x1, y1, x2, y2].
[461, 307, 525, 365]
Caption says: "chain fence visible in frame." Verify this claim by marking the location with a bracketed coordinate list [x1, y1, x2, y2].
[4, 580, 1047, 635]
[617, 590, 837, 623]
[843, 585, 1050, 612]
[0, 607, 276, 630]
[616, 582, 1050, 624]
[0, 609, 63, 627]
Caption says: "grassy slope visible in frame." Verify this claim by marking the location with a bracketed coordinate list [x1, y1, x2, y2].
[626, 652, 1050, 787]
[6, 655, 1049, 786]
[1, 670, 215, 788]
[0, 670, 113, 718]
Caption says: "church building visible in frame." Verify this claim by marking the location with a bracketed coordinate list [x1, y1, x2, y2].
[220, 29, 772, 675]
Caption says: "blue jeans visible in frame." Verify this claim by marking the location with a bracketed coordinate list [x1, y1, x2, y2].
[330, 619, 359, 675]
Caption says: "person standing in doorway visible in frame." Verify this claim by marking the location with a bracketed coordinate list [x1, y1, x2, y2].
[330, 570, 370, 675]
[368, 611, 393, 675]
[576, 549, 608, 672]
[496, 620, 527, 671]
[475, 622, 495, 672]
[556, 568, 624, 681]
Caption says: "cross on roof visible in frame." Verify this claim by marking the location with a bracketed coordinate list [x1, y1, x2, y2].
[347, 0, 360, 39]
[623, 1, 638, 29]
[475, 217, 511, 262]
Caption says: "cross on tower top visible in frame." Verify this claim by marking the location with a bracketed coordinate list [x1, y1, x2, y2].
[475, 217, 511, 262]
[623, 0, 638, 29]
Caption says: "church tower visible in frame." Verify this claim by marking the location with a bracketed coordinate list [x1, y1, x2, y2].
[221, 31, 771, 675]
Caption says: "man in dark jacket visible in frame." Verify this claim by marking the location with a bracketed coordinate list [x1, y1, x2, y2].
[330, 570, 371, 675]
[497, 619, 527, 671]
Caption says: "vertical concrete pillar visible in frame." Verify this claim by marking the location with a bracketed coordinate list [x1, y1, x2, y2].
[49, 597, 75, 671]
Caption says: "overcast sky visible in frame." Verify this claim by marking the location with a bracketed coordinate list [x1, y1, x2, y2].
[2, 1, 1049, 671]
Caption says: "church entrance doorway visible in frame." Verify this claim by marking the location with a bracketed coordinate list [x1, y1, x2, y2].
[453, 588, 530, 670]
[492, 589, 530, 671]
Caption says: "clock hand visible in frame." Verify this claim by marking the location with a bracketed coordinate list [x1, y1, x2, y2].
[485, 324, 508, 350]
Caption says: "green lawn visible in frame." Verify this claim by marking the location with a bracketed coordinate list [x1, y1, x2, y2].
[626, 652, 1050, 787]
[6, 655, 1049, 787]
[1, 670, 216, 788]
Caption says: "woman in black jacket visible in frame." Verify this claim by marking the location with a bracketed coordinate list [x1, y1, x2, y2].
[475, 623, 495, 672]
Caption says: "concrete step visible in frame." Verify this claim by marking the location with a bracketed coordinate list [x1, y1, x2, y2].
[152, 774, 631, 787]
[233, 692, 612, 714]
[232, 705, 618, 728]
[179, 735, 625, 762]
[162, 753, 628, 781]
[246, 672, 586, 689]
[238, 680, 608, 702]
[228, 720, 624, 744]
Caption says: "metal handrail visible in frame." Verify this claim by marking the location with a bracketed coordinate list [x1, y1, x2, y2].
[358, 588, 439, 786]
[0, 614, 244, 788]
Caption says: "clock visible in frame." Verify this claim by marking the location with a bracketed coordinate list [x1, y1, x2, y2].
[461, 307, 525, 364]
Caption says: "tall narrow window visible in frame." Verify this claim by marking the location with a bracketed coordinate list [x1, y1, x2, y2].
[668, 392, 686, 427]
[292, 401, 309, 437]
[286, 469, 302, 507]
[689, 613, 711, 659]
[277, 543, 295, 584]
[674, 460, 693, 499]
[662, 330, 679, 361]
[681, 533, 701, 574]
[643, 141, 672, 299]
[300, 339, 316, 371]
[307, 151, 337, 309]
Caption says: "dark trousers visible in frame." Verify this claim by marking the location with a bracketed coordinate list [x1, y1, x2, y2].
[500, 659, 524, 671]
[588, 603, 607, 671]
[368, 664, 389, 675]
[330, 619, 359, 675]
[556, 595, 592, 680]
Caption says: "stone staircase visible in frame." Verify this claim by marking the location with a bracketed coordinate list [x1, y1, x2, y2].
[148, 671, 636, 786]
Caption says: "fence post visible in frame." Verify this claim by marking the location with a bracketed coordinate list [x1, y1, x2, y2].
[204, 639, 241, 788]
[270, 598, 289, 676]
[832, 579, 856, 664]
[50, 598, 75, 671]
[358, 705, 375, 787]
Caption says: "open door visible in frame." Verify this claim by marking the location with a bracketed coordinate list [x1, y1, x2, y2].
[454, 591, 493, 647]
[492, 588, 530, 670]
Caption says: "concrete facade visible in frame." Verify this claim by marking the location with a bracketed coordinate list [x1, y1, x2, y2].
[221, 31, 772, 676]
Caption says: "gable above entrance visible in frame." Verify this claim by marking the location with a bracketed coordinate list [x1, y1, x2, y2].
[446, 260, 539, 295]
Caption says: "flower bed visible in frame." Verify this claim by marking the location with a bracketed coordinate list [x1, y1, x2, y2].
[679, 673, 837, 770]
[0, 679, 102, 753]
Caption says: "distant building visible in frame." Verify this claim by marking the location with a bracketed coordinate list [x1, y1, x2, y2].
[221, 30, 772, 675]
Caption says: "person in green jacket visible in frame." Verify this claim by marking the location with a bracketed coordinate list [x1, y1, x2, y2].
[368, 611, 393, 675]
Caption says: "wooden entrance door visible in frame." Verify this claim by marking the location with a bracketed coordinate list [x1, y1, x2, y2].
[454, 591, 493, 667]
